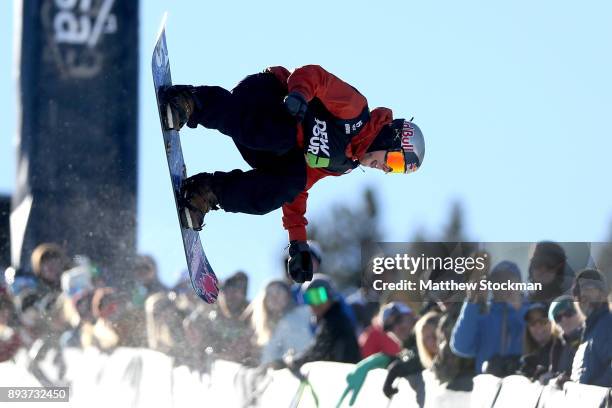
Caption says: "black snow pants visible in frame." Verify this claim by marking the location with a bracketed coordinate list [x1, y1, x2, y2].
[189, 73, 307, 215]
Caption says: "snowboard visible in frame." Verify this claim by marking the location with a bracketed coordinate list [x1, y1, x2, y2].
[151, 13, 218, 303]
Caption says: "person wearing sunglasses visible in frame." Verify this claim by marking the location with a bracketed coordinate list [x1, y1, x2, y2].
[540, 295, 584, 385]
[550, 295, 583, 338]
[281, 275, 360, 371]
[160, 65, 425, 283]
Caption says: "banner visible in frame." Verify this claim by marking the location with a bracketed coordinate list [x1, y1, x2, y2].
[13, 0, 139, 275]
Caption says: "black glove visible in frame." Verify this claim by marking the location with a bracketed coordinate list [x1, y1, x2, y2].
[383, 360, 403, 398]
[383, 354, 419, 398]
[283, 91, 308, 122]
[287, 240, 313, 283]
[160, 85, 197, 130]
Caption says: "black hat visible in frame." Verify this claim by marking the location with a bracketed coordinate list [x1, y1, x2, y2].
[572, 268, 607, 296]
[529, 242, 566, 272]
[524, 302, 548, 321]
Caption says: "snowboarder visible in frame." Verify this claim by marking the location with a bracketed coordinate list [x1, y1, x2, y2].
[160, 65, 425, 283]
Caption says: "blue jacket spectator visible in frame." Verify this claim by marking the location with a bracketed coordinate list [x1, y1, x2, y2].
[451, 301, 527, 374]
[450, 261, 527, 374]
[570, 269, 612, 387]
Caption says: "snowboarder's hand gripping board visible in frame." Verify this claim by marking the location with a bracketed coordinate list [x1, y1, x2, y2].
[152, 13, 219, 303]
[160, 85, 197, 131]
[179, 172, 219, 231]
[287, 241, 313, 283]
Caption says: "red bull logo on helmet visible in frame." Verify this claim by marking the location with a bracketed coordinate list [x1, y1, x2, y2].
[406, 162, 418, 173]
[401, 121, 415, 153]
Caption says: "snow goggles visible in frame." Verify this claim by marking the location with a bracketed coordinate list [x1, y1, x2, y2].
[385, 151, 419, 174]
[303, 287, 329, 306]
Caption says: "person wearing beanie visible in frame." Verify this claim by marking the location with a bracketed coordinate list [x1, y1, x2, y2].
[281, 274, 360, 370]
[450, 260, 528, 376]
[518, 303, 554, 379]
[541, 295, 584, 383]
[196, 271, 258, 366]
[528, 241, 573, 304]
[570, 269, 612, 387]
[159, 66, 425, 284]
[218, 270, 249, 318]
[359, 302, 416, 358]
[30, 242, 70, 296]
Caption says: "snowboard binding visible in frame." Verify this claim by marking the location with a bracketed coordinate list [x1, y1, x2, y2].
[178, 194, 205, 231]
[178, 173, 219, 231]
[159, 85, 196, 131]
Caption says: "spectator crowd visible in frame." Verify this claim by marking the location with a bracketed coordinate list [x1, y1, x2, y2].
[0, 240, 610, 400]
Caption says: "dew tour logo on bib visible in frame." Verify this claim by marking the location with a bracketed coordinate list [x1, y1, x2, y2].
[307, 118, 331, 168]
[401, 121, 415, 152]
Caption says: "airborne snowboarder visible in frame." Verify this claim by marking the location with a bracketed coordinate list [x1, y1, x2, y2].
[160, 65, 425, 284]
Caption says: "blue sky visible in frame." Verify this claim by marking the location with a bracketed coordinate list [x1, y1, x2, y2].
[1, 1, 611, 296]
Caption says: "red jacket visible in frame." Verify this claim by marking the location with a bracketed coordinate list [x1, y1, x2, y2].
[266, 65, 393, 241]
[359, 323, 402, 358]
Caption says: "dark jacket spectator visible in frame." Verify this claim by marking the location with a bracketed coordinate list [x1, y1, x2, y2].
[546, 295, 584, 379]
[346, 287, 380, 336]
[433, 311, 475, 388]
[219, 271, 250, 319]
[195, 307, 257, 366]
[383, 311, 441, 398]
[570, 269, 612, 387]
[290, 275, 360, 368]
[145, 291, 188, 362]
[13, 288, 44, 348]
[27, 294, 68, 386]
[528, 242, 574, 305]
[183, 272, 257, 366]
